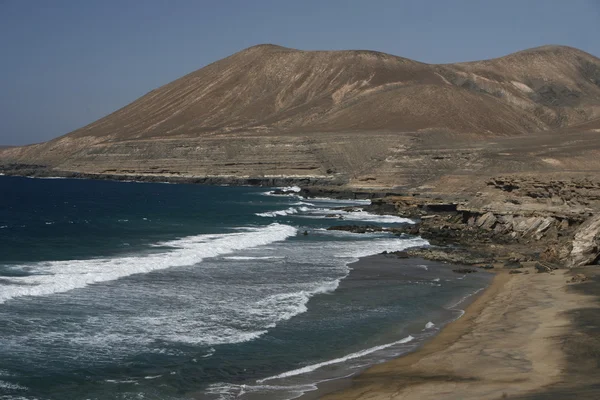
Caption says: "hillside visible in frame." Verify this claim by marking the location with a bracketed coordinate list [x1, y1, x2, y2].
[2, 44, 600, 189]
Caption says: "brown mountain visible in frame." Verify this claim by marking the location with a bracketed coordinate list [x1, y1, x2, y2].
[2, 44, 600, 189]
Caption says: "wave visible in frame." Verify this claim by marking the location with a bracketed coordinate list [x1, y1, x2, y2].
[205, 382, 319, 400]
[278, 186, 301, 193]
[292, 201, 315, 206]
[424, 321, 436, 329]
[256, 206, 309, 217]
[256, 205, 413, 225]
[263, 186, 302, 196]
[253, 280, 340, 327]
[303, 197, 372, 205]
[0, 223, 297, 304]
[0, 380, 28, 391]
[327, 209, 414, 224]
[223, 256, 285, 260]
[258, 335, 414, 383]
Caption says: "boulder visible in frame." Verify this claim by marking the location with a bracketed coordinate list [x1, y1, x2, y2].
[476, 212, 497, 230]
[569, 215, 600, 267]
[568, 273, 588, 283]
[452, 268, 478, 274]
[327, 225, 384, 233]
[535, 263, 553, 273]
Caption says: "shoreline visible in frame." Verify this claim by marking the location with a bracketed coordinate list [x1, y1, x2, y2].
[293, 255, 497, 400]
[320, 267, 600, 400]
[215, 253, 493, 400]
[2, 175, 599, 398]
[315, 269, 509, 399]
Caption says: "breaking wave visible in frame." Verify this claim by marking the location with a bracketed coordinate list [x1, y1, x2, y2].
[0, 223, 297, 304]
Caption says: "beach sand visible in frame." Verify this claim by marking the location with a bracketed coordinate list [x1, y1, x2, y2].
[322, 267, 600, 400]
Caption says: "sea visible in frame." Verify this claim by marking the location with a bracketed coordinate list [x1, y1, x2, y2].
[0, 176, 491, 400]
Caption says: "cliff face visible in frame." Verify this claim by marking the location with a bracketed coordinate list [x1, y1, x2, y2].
[2, 44, 600, 188]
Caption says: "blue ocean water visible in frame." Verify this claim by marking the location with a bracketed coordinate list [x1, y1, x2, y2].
[0, 176, 490, 399]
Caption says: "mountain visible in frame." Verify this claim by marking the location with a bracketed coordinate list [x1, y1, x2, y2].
[2, 44, 600, 189]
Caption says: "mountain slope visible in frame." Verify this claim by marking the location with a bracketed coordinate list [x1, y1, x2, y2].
[2, 44, 600, 188]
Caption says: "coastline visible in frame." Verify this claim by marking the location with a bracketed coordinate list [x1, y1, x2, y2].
[2, 175, 598, 399]
[208, 253, 493, 400]
[292, 255, 496, 400]
[320, 266, 600, 400]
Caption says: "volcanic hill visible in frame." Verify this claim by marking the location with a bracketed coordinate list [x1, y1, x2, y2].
[2, 44, 600, 190]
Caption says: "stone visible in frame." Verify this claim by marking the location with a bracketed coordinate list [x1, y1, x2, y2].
[509, 269, 523, 274]
[535, 263, 553, 273]
[569, 214, 600, 267]
[327, 225, 384, 233]
[452, 268, 478, 274]
[568, 273, 588, 283]
[476, 212, 497, 230]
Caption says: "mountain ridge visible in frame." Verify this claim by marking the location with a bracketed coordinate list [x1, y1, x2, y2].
[2, 44, 600, 190]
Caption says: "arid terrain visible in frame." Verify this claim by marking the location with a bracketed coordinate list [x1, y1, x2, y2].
[2, 44, 600, 399]
[1, 44, 600, 193]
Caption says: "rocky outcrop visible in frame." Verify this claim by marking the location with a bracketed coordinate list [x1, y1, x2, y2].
[569, 215, 600, 267]
[365, 173, 600, 268]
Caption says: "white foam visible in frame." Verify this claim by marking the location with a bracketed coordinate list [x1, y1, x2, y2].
[447, 287, 485, 310]
[304, 197, 372, 205]
[425, 321, 435, 329]
[259, 335, 414, 382]
[205, 382, 318, 400]
[223, 256, 285, 260]
[300, 207, 413, 224]
[256, 205, 413, 225]
[0, 380, 27, 391]
[0, 225, 7, 229]
[417, 264, 428, 270]
[263, 186, 303, 197]
[279, 186, 301, 193]
[0, 223, 297, 304]
[253, 280, 340, 327]
[105, 379, 137, 384]
[292, 201, 315, 206]
[331, 210, 413, 224]
[256, 206, 310, 217]
[202, 347, 216, 358]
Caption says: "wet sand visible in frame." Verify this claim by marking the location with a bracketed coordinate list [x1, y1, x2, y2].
[322, 266, 600, 400]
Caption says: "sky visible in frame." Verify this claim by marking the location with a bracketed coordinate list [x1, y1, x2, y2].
[1, 0, 599, 146]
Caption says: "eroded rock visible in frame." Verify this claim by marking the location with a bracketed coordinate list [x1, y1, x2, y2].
[569, 215, 600, 267]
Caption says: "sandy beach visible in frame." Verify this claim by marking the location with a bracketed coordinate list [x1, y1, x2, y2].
[322, 266, 600, 400]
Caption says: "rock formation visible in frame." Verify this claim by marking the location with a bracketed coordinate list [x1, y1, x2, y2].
[570, 215, 600, 267]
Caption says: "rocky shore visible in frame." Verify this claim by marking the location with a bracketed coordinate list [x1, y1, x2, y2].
[3, 165, 599, 399]
[308, 176, 600, 399]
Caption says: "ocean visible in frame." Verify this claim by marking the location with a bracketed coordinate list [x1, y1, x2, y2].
[0, 176, 491, 400]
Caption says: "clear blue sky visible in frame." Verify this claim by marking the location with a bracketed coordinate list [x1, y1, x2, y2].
[1, 0, 599, 145]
